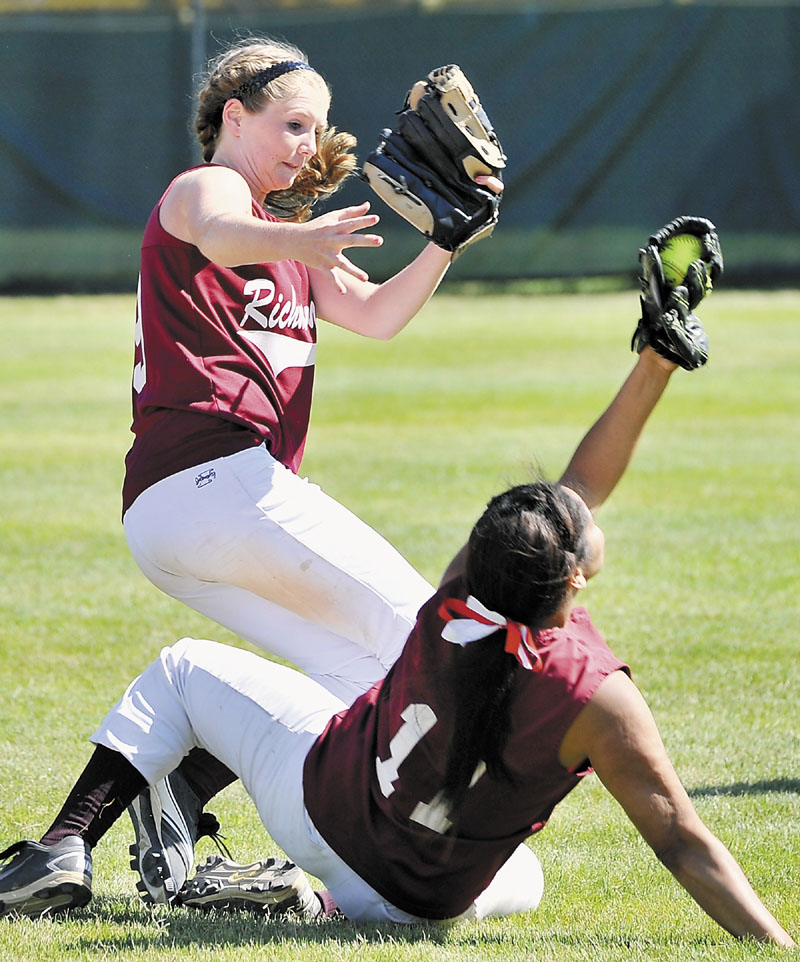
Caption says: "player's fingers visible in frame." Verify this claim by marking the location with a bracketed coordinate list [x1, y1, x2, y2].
[475, 174, 504, 194]
[333, 201, 373, 221]
[340, 228, 384, 248]
[338, 213, 381, 236]
[335, 254, 371, 283]
[330, 266, 348, 294]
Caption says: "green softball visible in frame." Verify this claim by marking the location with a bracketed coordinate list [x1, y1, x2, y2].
[660, 233, 703, 285]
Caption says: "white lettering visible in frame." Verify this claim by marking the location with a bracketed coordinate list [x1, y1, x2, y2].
[277, 300, 292, 329]
[242, 279, 315, 331]
[242, 279, 276, 329]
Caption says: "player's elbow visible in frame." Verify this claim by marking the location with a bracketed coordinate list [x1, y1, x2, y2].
[348, 315, 407, 341]
[653, 836, 688, 874]
[196, 239, 243, 269]
[368, 326, 400, 342]
[652, 819, 713, 878]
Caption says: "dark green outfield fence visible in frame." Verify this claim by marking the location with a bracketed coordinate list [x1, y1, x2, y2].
[1, 3, 799, 290]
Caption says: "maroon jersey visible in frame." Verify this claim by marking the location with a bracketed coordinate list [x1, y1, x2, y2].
[123, 169, 315, 513]
[303, 577, 628, 919]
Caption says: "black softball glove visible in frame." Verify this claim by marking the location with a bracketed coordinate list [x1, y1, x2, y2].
[632, 215, 724, 370]
[361, 64, 506, 256]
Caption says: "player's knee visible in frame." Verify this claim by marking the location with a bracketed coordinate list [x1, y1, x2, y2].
[160, 636, 218, 680]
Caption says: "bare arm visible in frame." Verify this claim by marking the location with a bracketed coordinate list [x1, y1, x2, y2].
[561, 672, 794, 946]
[558, 347, 678, 512]
[438, 325, 679, 586]
[159, 166, 383, 283]
[310, 173, 502, 339]
[309, 241, 452, 339]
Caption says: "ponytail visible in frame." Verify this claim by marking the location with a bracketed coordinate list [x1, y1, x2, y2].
[441, 634, 517, 815]
[440, 482, 591, 817]
[265, 126, 357, 222]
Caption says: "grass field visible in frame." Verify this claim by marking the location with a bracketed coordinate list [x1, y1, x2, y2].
[0, 288, 798, 960]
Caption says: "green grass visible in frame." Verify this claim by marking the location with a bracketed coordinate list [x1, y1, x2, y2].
[0, 288, 798, 960]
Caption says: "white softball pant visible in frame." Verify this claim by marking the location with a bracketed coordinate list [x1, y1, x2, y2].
[123, 445, 435, 703]
[91, 638, 544, 923]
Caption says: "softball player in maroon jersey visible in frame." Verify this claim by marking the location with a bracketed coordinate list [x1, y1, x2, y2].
[119, 35, 509, 904]
[125, 38, 444, 701]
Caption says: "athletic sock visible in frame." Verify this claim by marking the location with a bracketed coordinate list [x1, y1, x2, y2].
[39, 744, 147, 848]
[316, 889, 342, 917]
[176, 747, 237, 807]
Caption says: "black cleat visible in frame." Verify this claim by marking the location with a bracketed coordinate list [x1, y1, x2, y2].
[128, 771, 228, 905]
[0, 836, 92, 918]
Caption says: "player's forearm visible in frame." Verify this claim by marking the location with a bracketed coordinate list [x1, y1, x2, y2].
[664, 833, 794, 945]
[195, 215, 305, 268]
[329, 243, 452, 339]
[559, 348, 676, 510]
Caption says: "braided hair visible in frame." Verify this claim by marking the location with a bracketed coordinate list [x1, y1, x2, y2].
[441, 482, 592, 816]
[193, 38, 357, 221]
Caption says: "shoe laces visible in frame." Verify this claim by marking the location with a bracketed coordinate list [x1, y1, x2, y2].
[196, 812, 232, 859]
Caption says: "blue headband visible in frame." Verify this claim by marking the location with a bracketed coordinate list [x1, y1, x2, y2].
[231, 60, 316, 101]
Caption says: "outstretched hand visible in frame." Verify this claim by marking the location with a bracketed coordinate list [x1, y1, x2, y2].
[300, 202, 383, 293]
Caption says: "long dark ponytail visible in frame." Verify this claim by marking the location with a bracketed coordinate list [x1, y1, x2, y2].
[441, 482, 591, 815]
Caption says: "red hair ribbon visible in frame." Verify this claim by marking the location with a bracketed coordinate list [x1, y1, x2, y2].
[438, 596, 543, 672]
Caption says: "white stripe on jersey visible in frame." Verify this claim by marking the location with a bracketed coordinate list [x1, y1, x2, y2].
[239, 330, 317, 376]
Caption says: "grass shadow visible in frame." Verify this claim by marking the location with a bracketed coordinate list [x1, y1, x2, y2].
[57, 898, 727, 954]
[65, 896, 456, 952]
[689, 778, 800, 798]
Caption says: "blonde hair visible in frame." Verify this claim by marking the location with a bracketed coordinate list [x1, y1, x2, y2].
[194, 38, 357, 221]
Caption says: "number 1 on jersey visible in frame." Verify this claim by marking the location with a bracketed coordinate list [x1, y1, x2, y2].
[375, 702, 487, 836]
[375, 703, 437, 798]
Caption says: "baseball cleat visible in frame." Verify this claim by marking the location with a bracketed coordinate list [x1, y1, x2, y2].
[128, 770, 228, 905]
[0, 836, 92, 918]
[178, 854, 321, 919]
